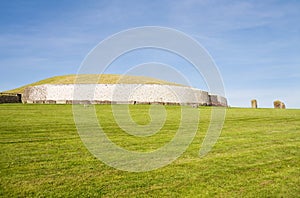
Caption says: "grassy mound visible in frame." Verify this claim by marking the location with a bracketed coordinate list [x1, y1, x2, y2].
[6, 74, 183, 94]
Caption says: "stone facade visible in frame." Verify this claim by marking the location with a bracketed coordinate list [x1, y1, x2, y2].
[22, 84, 227, 107]
[208, 94, 227, 107]
[0, 93, 22, 104]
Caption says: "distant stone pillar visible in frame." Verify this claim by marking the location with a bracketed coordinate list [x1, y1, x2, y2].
[251, 99, 257, 108]
[274, 100, 281, 108]
[274, 100, 286, 109]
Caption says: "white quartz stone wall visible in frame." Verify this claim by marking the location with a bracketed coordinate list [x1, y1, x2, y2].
[217, 95, 228, 106]
[22, 84, 226, 106]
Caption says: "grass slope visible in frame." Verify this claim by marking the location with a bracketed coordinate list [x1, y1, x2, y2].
[0, 104, 299, 197]
[6, 74, 183, 94]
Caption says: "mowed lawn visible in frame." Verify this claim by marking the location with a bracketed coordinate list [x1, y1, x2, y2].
[0, 104, 299, 197]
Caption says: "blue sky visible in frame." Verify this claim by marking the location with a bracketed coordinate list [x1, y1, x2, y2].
[0, 0, 299, 108]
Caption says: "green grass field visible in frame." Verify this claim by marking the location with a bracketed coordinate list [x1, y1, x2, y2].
[0, 104, 299, 197]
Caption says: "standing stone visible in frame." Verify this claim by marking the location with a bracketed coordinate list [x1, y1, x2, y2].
[274, 100, 281, 108]
[274, 100, 286, 109]
[251, 99, 258, 108]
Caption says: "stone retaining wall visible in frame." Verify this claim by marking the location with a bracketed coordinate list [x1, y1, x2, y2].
[22, 84, 227, 107]
[0, 93, 22, 104]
